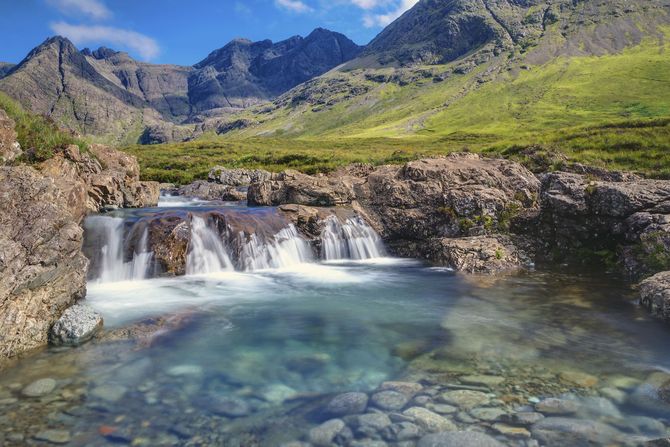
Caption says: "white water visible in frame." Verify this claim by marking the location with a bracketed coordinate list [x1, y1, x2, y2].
[321, 216, 385, 261]
[240, 224, 313, 271]
[186, 216, 234, 275]
[87, 216, 153, 283]
[86, 208, 387, 283]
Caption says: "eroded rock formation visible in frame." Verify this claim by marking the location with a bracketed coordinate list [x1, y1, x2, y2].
[0, 115, 160, 363]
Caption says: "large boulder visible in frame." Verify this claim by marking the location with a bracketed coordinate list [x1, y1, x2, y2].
[248, 169, 358, 206]
[174, 180, 246, 201]
[354, 154, 540, 242]
[208, 166, 272, 186]
[639, 271, 670, 321]
[538, 172, 670, 277]
[408, 235, 532, 274]
[49, 302, 103, 346]
[86, 144, 160, 210]
[0, 166, 88, 360]
[0, 109, 21, 163]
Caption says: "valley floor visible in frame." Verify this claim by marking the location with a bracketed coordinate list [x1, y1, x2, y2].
[124, 116, 670, 184]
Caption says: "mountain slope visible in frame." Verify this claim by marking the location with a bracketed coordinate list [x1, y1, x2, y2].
[225, 0, 670, 140]
[0, 29, 361, 143]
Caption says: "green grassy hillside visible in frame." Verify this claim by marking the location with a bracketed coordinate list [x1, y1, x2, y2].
[124, 29, 670, 184]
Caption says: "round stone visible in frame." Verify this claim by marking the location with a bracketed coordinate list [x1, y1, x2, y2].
[403, 406, 457, 433]
[439, 390, 490, 409]
[309, 419, 346, 447]
[371, 390, 410, 411]
[418, 431, 504, 447]
[535, 398, 579, 415]
[22, 378, 57, 397]
[325, 392, 368, 416]
[34, 430, 71, 444]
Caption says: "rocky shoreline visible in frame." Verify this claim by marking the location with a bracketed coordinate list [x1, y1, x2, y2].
[0, 113, 159, 365]
[203, 155, 670, 322]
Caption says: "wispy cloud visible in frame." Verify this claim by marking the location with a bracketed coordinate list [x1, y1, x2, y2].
[47, 0, 112, 20]
[275, 0, 313, 13]
[361, 0, 418, 27]
[50, 21, 160, 60]
[348, 0, 386, 10]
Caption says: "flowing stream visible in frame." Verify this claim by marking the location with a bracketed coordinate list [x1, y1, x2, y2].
[1, 197, 670, 446]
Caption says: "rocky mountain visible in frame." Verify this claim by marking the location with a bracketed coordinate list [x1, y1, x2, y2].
[190, 28, 361, 112]
[0, 63, 14, 78]
[231, 0, 670, 139]
[0, 29, 361, 143]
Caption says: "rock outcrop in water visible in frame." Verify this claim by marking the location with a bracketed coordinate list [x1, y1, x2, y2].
[0, 113, 160, 363]
[537, 171, 670, 278]
[247, 154, 540, 273]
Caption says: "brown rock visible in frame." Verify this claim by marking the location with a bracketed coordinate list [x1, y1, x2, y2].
[639, 271, 670, 321]
[0, 166, 87, 360]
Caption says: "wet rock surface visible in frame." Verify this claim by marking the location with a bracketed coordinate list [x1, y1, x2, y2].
[0, 113, 159, 362]
[49, 303, 103, 346]
[208, 166, 273, 186]
[639, 271, 670, 320]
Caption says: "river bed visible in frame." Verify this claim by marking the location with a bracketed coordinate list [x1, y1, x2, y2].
[1, 198, 669, 446]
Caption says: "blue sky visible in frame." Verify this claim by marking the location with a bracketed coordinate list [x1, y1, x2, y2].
[0, 0, 418, 65]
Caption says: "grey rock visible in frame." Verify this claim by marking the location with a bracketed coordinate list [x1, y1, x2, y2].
[403, 407, 457, 433]
[418, 431, 504, 447]
[90, 384, 128, 403]
[34, 429, 71, 444]
[22, 378, 57, 397]
[371, 390, 410, 411]
[205, 396, 251, 417]
[502, 411, 544, 426]
[49, 303, 103, 346]
[470, 407, 506, 422]
[309, 418, 346, 447]
[531, 417, 625, 447]
[640, 272, 670, 320]
[378, 381, 424, 398]
[208, 167, 273, 187]
[325, 392, 369, 416]
[535, 397, 579, 415]
[382, 422, 421, 442]
[439, 390, 490, 409]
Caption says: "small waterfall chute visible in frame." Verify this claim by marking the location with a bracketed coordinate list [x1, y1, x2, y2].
[186, 215, 234, 275]
[321, 216, 385, 261]
[86, 216, 153, 283]
[240, 225, 313, 271]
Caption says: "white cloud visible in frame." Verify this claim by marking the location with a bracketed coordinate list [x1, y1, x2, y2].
[362, 0, 418, 27]
[275, 0, 313, 13]
[47, 0, 112, 20]
[349, 0, 385, 9]
[50, 21, 160, 60]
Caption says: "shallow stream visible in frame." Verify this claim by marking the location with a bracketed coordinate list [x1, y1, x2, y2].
[1, 198, 670, 446]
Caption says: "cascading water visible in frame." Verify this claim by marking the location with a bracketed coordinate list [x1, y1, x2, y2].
[321, 216, 385, 261]
[186, 215, 234, 275]
[85, 216, 153, 283]
[240, 225, 313, 270]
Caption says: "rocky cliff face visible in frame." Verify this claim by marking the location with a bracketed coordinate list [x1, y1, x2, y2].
[353, 0, 670, 67]
[191, 29, 360, 112]
[0, 113, 159, 364]
[0, 29, 361, 143]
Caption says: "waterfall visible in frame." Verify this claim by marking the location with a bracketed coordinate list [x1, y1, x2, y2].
[321, 216, 385, 261]
[240, 225, 313, 270]
[86, 216, 153, 283]
[186, 215, 234, 275]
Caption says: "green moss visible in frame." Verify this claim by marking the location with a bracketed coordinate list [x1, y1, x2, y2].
[0, 92, 88, 162]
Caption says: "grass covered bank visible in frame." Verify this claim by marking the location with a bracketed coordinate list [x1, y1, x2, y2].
[123, 117, 670, 185]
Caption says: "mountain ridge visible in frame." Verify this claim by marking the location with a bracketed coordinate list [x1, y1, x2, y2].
[0, 29, 361, 143]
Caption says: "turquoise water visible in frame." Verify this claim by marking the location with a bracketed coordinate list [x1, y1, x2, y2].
[1, 201, 670, 446]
